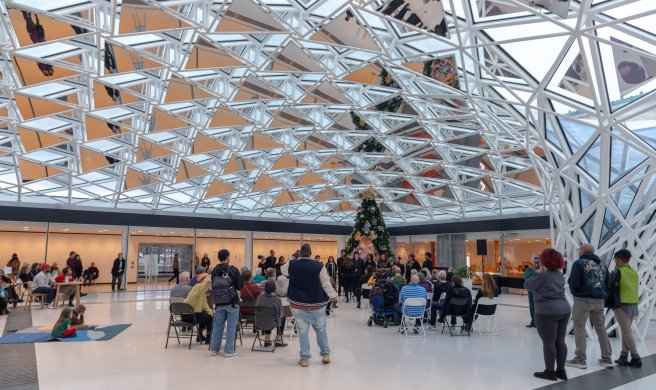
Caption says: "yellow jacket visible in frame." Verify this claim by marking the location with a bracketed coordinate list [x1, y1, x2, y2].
[184, 278, 212, 316]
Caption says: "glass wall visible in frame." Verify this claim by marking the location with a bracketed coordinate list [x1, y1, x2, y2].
[502, 230, 552, 277]
[129, 227, 194, 282]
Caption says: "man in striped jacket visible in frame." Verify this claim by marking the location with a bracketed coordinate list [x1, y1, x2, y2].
[281, 243, 337, 368]
[393, 275, 427, 328]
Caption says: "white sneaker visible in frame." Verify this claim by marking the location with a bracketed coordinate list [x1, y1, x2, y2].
[426, 325, 437, 331]
[42, 304, 54, 310]
[210, 350, 218, 357]
[224, 351, 239, 358]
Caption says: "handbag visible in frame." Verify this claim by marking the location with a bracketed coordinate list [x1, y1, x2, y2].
[604, 270, 621, 309]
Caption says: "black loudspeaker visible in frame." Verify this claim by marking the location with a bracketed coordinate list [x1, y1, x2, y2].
[476, 239, 487, 256]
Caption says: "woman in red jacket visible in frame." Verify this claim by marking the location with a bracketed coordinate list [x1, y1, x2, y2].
[55, 267, 76, 307]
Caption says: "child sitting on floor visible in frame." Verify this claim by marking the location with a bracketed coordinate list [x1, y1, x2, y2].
[71, 304, 88, 329]
[52, 308, 77, 339]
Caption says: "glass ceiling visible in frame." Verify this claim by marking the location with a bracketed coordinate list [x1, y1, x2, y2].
[0, 0, 654, 226]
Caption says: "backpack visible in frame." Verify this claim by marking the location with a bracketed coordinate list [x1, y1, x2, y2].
[212, 265, 237, 306]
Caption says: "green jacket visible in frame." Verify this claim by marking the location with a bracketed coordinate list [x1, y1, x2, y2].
[615, 264, 639, 304]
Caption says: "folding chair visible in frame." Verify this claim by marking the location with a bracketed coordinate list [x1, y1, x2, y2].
[252, 305, 283, 352]
[166, 303, 198, 349]
[398, 297, 427, 338]
[441, 297, 471, 337]
[472, 297, 499, 336]
[239, 299, 257, 331]
[361, 284, 372, 308]
[423, 292, 434, 323]
[281, 301, 296, 341]
[24, 282, 47, 310]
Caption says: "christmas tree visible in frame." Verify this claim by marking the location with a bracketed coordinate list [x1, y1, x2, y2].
[346, 188, 394, 259]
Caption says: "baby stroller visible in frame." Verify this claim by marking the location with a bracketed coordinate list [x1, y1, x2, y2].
[367, 280, 399, 328]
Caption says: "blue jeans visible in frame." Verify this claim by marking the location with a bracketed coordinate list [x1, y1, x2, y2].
[292, 308, 330, 360]
[429, 301, 444, 326]
[32, 287, 56, 304]
[210, 304, 239, 353]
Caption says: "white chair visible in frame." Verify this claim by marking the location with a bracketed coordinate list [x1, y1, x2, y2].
[472, 297, 499, 336]
[361, 284, 372, 308]
[281, 300, 296, 341]
[398, 297, 427, 338]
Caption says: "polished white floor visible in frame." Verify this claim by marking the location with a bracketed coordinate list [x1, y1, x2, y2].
[3, 286, 655, 390]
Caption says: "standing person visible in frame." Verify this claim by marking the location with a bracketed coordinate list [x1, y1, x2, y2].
[363, 253, 376, 270]
[256, 255, 266, 273]
[73, 254, 84, 281]
[66, 252, 77, 276]
[111, 253, 126, 291]
[209, 249, 244, 358]
[394, 257, 406, 278]
[524, 257, 540, 328]
[265, 250, 277, 270]
[610, 250, 641, 368]
[339, 257, 355, 303]
[352, 253, 366, 308]
[405, 254, 420, 282]
[325, 256, 337, 281]
[281, 243, 337, 367]
[422, 253, 434, 271]
[168, 253, 180, 284]
[336, 250, 347, 296]
[7, 253, 20, 277]
[377, 253, 391, 269]
[275, 256, 286, 277]
[201, 253, 211, 270]
[524, 249, 571, 381]
[566, 244, 613, 369]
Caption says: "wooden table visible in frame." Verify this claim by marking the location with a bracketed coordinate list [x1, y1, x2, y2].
[54, 281, 83, 308]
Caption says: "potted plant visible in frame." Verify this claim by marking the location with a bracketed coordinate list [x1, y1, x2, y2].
[457, 266, 474, 290]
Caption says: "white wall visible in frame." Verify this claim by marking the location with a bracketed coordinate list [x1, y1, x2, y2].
[0, 231, 47, 268]
[46, 233, 122, 284]
[195, 237, 245, 270]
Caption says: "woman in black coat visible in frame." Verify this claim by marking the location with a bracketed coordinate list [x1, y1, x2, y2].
[339, 258, 356, 303]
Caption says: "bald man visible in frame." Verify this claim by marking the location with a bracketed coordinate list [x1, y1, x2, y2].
[393, 275, 427, 329]
[566, 244, 612, 369]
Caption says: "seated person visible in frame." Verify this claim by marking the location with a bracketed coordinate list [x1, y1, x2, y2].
[32, 264, 57, 309]
[438, 275, 472, 325]
[55, 267, 77, 307]
[255, 280, 286, 347]
[52, 308, 77, 339]
[464, 273, 499, 331]
[275, 275, 288, 298]
[391, 266, 406, 290]
[239, 270, 261, 317]
[258, 268, 277, 292]
[71, 304, 90, 329]
[82, 263, 100, 286]
[253, 268, 266, 284]
[189, 266, 206, 287]
[170, 272, 192, 302]
[0, 269, 20, 305]
[427, 270, 452, 329]
[393, 275, 427, 329]
[0, 293, 8, 315]
[417, 273, 432, 313]
[183, 273, 213, 343]
[18, 264, 33, 289]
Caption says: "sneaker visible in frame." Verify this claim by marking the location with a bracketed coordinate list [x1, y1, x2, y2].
[426, 325, 437, 331]
[565, 358, 587, 369]
[224, 351, 239, 358]
[298, 359, 309, 367]
[210, 350, 218, 357]
[322, 355, 331, 364]
[598, 357, 614, 368]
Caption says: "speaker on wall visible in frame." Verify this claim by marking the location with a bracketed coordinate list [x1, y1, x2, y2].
[476, 239, 487, 256]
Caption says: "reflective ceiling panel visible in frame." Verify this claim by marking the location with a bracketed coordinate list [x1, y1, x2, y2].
[0, 0, 654, 226]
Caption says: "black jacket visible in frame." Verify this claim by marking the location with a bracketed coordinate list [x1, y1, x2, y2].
[405, 260, 420, 280]
[339, 266, 355, 288]
[111, 257, 125, 276]
[432, 281, 452, 302]
[440, 285, 472, 321]
[265, 256, 277, 270]
[422, 259, 433, 271]
[568, 252, 609, 300]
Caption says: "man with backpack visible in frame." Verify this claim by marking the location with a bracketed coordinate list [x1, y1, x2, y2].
[209, 249, 244, 358]
[282, 243, 337, 367]
[566, 244, 613, 369]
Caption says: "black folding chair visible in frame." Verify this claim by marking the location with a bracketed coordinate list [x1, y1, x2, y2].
[166, 303, 199, 349]
[441, 297, 471, 337]
[239, 299, 257, 332]
[252, 305, 283, 352]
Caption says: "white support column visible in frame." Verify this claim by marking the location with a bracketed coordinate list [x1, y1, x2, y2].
[121, 226, 130, 290]
[245, 231, 254, 271]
